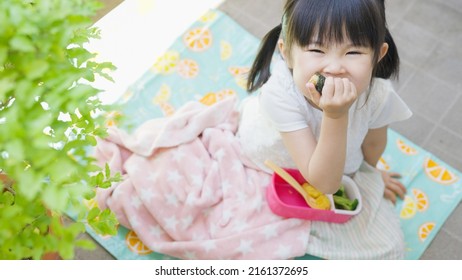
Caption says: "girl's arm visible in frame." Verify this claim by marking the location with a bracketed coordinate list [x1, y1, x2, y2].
[279, 77, 356, 194]
[281, 114, 348, 194]
[361, 126, 388, 167]
[362, 126, 406, 203]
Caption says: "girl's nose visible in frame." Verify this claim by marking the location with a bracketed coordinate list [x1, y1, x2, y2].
[323, 58, 345, 76]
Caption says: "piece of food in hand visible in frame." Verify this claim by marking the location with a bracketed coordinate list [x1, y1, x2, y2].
[308, 72, 326, 93]
[302, 183, 331, 210]
[333, 185, 358, 211]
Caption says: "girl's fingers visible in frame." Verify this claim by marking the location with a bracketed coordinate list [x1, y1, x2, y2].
[306, 82, 321, 104]
[322, 77, 334, 99]
[342, 78, 350, 97]
[384, 188, 397, 204]
[334, 77, 344, 97]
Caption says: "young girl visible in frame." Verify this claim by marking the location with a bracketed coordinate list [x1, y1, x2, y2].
[238, 0, 412, 259]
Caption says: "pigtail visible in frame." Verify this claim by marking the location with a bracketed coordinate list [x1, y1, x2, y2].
[375, 28, 400, 79]
[246, 24, 282, 92]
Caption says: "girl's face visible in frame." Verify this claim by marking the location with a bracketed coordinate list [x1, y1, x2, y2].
[279, 38, 388, 99]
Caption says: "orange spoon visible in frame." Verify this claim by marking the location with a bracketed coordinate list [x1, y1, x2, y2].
[264, 160, 320, 209]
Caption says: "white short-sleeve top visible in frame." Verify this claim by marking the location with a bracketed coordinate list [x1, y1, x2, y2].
[237, 56, 412, 175]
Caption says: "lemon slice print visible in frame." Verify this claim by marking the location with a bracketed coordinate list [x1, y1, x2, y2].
[397, 139, 418, 155]
[418, 222, 435, 242]
[399, 195, 417, 219]
[424, 158, 458, 185]
[126, 230, 152, 255]
[183, 27, 213, 52]
[151, 51, 180, 74]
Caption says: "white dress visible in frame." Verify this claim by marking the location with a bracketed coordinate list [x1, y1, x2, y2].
[237, 56, 412, 259]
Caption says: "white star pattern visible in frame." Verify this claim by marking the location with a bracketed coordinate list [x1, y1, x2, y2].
[181, 215, 193, 230]
[167, 170, 182, 184]
[236, 239, 254, 256]
[275, 244, 292, 259]
[195, 159, 206, 171]
[165, 193, 179, 207]
[209, 223, 218, 236]
[112, 187, 124, 200]
[191, 232, 207, 241]
[249, 196, 264, 212]
[236, 191, 248, 204]
[140, 187, 156, 202]
[191, 174, 203, 187]
[186, 195, 198, 206]
[130, 195, 142, 209]
[221, 180, 232, 195]
[262, 224, 278, 240]
[172, 149, 186, 162]
[221, 208, 233, 224]
[127, 162, 140, 173]
[233, 220, 250, 233]
[231, 159, 242, 172]
[149, 225, 164, 238]
[202, 240, 217, 253]
[129, 215, 140, 228]
[214, 148, 226, 161]
[147, 172, 158, 183]
[164, 216, 178, 231]
[183, 251, 196, 259]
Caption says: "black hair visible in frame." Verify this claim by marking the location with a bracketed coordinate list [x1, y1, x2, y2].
[247, 0, 399, 92]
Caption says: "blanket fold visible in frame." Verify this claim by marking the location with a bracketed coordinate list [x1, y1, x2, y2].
[95, 97, 311, 259]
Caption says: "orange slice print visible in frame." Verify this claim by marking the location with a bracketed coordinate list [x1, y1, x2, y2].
[424, 158, 458, 185]
[177, 59, 199, 79]
[183, 27, 213, 52]
[418, 222, 435, 242]
[121, 90, 134, 103]
[158, 102, 175, 117]
[151, 51, 180, 74]
[377, 157, 390, 171]
[126, 230, 152, 255]
[220, 41, 232, 60]
[199, 10, 218, 23]
[228, 66, 250, 76]
[152, 84, 171, 104]
[399, 195, 417, 219]
[199, 92, 217, 106]
[216, 89, 236, 100]
[412, 188, 429, 212]
[105, 111, 122, 127]
[397, 139, 418, 155]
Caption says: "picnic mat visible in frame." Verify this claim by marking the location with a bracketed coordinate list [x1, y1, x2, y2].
[85, 9, 462, 260]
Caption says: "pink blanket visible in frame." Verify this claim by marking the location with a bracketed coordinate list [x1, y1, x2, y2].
[95, 97, 310, 259]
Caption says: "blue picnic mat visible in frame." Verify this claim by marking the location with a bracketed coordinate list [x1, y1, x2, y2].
[88, 9, 462, 260]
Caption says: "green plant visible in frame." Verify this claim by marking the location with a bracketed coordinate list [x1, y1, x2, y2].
[0, 0, 120, 259]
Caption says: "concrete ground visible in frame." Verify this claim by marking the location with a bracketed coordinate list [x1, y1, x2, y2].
[77, 0, 462, 259]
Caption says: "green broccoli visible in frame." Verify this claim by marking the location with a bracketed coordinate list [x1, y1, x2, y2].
[333, 185, 358, 211]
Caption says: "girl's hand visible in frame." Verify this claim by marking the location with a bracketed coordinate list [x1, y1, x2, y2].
[306, 77, 358, 119]
[380, 170, 406, 204]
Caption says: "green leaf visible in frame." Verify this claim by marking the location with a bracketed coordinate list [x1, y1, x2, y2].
[16, 170, 41, 200]
[0, 46, 7, 65]
[0, 77, 15, 99]
[75, 239, 96, 250]
[24, 60, 49, 80]
[86, 207, 99, 221]
[42, 184, 68, 211]
[9, 35, 35, 52]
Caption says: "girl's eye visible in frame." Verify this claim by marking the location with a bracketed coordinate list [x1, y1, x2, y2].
[309, 49, 324, 54]
[347, 51, 362, 55]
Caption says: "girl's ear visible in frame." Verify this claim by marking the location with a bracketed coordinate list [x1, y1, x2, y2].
[278, 38, 292, 68]
[378, 42, 389, 62]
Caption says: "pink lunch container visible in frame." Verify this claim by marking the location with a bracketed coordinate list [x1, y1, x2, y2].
[266, 168, 362, 223]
